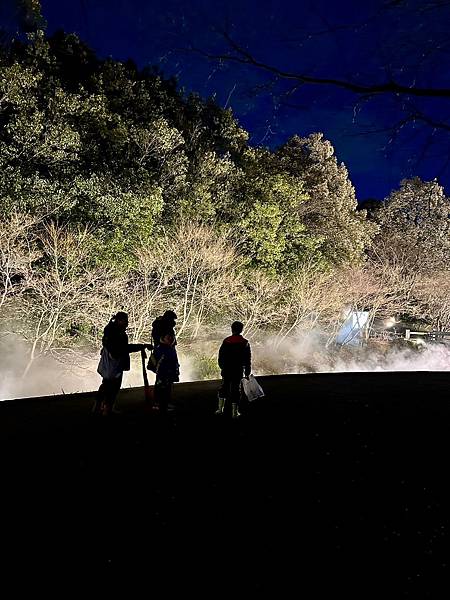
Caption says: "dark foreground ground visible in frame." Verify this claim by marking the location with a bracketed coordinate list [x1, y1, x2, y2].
[1, 372, 450, 596]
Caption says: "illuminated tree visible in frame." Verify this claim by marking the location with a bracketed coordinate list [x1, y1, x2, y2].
[374, 177, 450, 273]
[276, 133, 377, 266]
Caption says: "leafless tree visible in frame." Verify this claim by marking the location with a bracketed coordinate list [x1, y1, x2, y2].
[128, 222, 244, 342]
[412, 271, 450, 331]
[16, 222, 116, 376]
[232, 269, 284, 337]
[188, 1, 450, 175]
[0, 211, 39, 315]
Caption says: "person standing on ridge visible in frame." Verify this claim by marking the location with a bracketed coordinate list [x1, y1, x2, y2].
[153, 331, 180, 414]
[93, 312, 151, 416]
[216, 321, 251, 419]
[151, 310, 177, 348]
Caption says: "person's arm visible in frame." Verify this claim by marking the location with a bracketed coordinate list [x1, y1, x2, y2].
[244, 343, 252, 378]
[218, 342, 225, 370]
[128, 343, 147, 353]
[167, 347, 179, 382]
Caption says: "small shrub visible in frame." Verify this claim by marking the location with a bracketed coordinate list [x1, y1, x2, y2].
[195, 355, 220, 380]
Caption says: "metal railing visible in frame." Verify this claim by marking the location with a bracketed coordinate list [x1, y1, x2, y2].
[368, 329, 450, 342]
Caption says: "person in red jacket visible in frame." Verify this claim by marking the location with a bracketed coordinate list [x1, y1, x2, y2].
[216, 321, 251, 419]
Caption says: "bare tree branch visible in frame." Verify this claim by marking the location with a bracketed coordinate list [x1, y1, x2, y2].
[188, 31, 450, 99]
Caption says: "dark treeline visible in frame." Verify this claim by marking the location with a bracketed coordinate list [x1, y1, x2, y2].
[1, 30, 450, 377]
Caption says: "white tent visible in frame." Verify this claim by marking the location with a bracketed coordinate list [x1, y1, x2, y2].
[335, 310, 370, 347]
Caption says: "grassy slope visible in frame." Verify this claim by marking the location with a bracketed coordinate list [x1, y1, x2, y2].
[1, 372, 450, 595]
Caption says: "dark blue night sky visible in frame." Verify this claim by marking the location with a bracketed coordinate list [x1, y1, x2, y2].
[2, 0, 450, 200]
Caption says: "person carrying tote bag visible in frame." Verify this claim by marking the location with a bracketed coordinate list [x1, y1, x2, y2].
[241, 374, 265, 402]
[216, 321, 252, 419]
[93, 312, 151, 416]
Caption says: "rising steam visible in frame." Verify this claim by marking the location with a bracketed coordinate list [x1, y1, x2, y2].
[1, 330, 449, 401]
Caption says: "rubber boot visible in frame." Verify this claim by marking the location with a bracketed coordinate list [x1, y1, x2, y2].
[231, 403, 241, 419]
[91, 399, 102, 415]
[101, 401, 112, 417]
[215, 396, 225, 415]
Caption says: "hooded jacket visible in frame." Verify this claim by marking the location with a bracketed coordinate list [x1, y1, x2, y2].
[102, 321, 142, 372]
[154, 342, 180, 382]
[218, 334, 251, 378]
[151, 316, 177, 346]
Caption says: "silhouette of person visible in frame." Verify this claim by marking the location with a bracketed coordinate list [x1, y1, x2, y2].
[153, 331, 180, 414]
[93, 312, 151, 416]
[216, 321, 251, 419]
[151, 310, 177, 348]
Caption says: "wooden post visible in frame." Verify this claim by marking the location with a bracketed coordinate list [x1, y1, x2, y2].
[141, 349, 153, 404]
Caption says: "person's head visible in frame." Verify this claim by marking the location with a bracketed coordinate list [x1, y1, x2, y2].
[231, 321, 244, 335]
[113, 311, 128, 330]
[163, 310, 177, 321]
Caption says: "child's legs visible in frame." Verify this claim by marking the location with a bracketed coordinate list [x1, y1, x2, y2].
[155, 378, 172, 413]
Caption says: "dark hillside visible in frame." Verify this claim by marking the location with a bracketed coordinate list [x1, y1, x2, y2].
[1, 372, 450, 595]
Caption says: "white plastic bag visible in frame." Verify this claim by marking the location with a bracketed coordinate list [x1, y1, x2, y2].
[97, 348, 123, 379]
[241, 374, 265, 402]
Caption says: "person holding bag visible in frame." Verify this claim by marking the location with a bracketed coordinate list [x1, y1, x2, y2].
[241, 373, 265, 402]
[216, 321, 251, 419]
[93, 312, 151, 416]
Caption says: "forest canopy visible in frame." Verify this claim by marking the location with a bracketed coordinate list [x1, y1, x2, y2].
[1, 30, 449, 378]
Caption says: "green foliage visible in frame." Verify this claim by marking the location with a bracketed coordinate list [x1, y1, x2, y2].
[17, 1, 47, 33]
[241, 200, 285, 270]
[0, 28, 382, 361]
[193, 354, 221, 381]
[374, 177, 450, 272]
[176, 150, 242, 222]
[276, 134, 377, 266]
[236, 150, 325, 273]
[0, 31, 376, 277]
